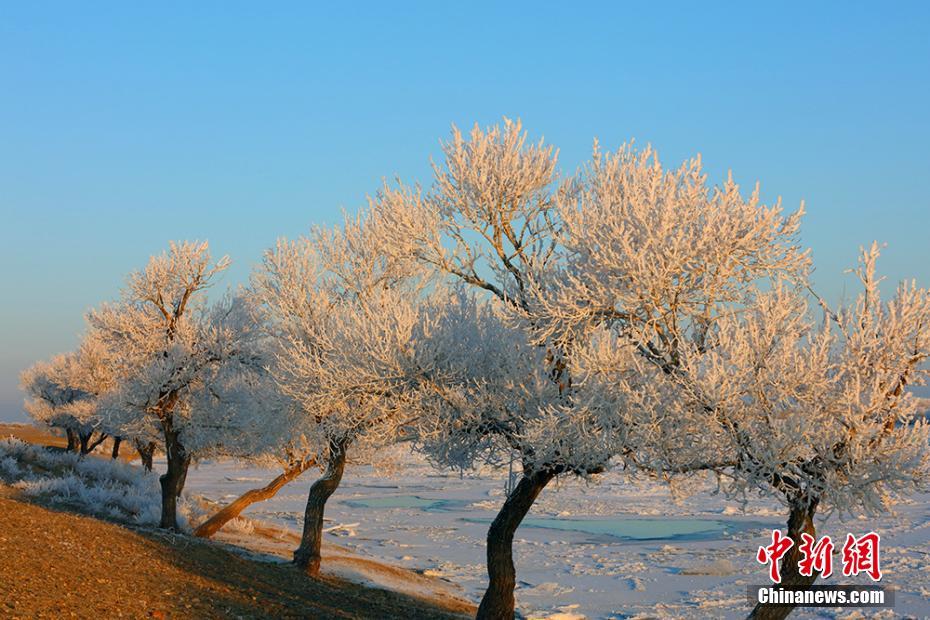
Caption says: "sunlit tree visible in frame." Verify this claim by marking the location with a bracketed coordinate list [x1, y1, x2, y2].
[546, 142, 930, 619]
[689, 249, 930, 620]
[378, 120, 815, 618]
[89, 241, 264, 530]
[250, 211, 432, 575]
[21, 333, 122, 455]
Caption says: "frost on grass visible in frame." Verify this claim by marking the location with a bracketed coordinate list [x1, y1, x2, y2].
[221, 516, 256, 535]
[0, 437, 193, 529]
[0, 455, 20, 477]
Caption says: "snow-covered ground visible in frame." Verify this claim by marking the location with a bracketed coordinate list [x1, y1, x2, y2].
[186, 448, 930, 619]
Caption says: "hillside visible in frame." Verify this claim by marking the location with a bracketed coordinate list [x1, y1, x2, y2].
[0, 487, 472, 619]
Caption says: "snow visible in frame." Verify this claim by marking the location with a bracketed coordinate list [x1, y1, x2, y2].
[184, 446, 930, 619]
[3, 437, 926, 618]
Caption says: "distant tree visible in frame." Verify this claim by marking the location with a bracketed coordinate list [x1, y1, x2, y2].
[22, 353, 98, 453]
[21, 333, 119, 455]
[89, 241, 264, 530]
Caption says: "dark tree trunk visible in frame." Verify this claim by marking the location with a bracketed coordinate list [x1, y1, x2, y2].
[78, 431, 108, 455]
[135, 440, 155, 472]
[195, 458, 315, 538]
[177, 456, 189, 494]
[477, 468, 557, 620]
[65, 428, 79, 452]
[748, 501, 820, 620]
[293, 438, 349, 576]
[111, 437, 122, 459]
[158, 428, 191, 531]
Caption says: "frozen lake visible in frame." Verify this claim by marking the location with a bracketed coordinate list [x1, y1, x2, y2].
[185, 448, 930, 619]
[463, 516, 761, 542]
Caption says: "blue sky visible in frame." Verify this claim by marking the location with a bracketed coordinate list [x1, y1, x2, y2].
[2, 2, 929, 421]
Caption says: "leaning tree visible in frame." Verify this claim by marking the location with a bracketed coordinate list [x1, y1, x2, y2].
[250, 210, 433, 576]
[192, 374, 320, 538]
[89, 241, 264, 530]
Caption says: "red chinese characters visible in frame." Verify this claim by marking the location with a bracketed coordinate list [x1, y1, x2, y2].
[797, 533, 834, 578]
[756, 529, 794, 583]
[841, 532, 882, 581]
[756, 530, 883, 583]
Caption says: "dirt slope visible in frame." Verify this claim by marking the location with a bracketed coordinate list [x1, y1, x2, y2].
[0, 489, 473, 619]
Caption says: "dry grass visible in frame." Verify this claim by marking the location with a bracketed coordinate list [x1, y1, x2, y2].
[0, 423, 69, 448]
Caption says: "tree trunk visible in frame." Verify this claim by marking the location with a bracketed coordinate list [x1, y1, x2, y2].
[293, 438, 349, 576]
[111, 437, 122, 459]
[177, 456, 189, 494]
[135, 440, 155, 472]
[748, 502, 819, 620]
[78, 431, 108, 455]
[158, 428, 191, 531]
[477, 468, 557, 620]
[65, 429, 79, 452]
[195, 458, 315, 538]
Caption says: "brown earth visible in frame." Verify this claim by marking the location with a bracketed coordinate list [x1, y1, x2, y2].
[0, 423, 69, 449]
[0, 487, 473, 619]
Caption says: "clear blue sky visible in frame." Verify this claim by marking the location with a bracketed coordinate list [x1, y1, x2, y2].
[2, 2, 929, 421]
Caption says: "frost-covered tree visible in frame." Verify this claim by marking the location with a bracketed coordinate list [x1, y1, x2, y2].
[536, 139, 809, 477]
[541, 142, 929, 619]
[88, 241, 264, 530]
[22, 353, 100, 454]
[192, 376, 319, 538]
[689, 250, 930, 620]
[21, 333, 120, 455]
[374, 120, 631, 619]
[414, 288, 623, 613]
[376, 120, 820, 618]
[250, 211, 431, 576]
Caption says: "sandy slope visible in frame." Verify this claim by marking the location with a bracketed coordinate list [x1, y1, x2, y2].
[0, 423, 70, 449]
[0, 487, 473, 619]
[209, 520, 476, 612]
